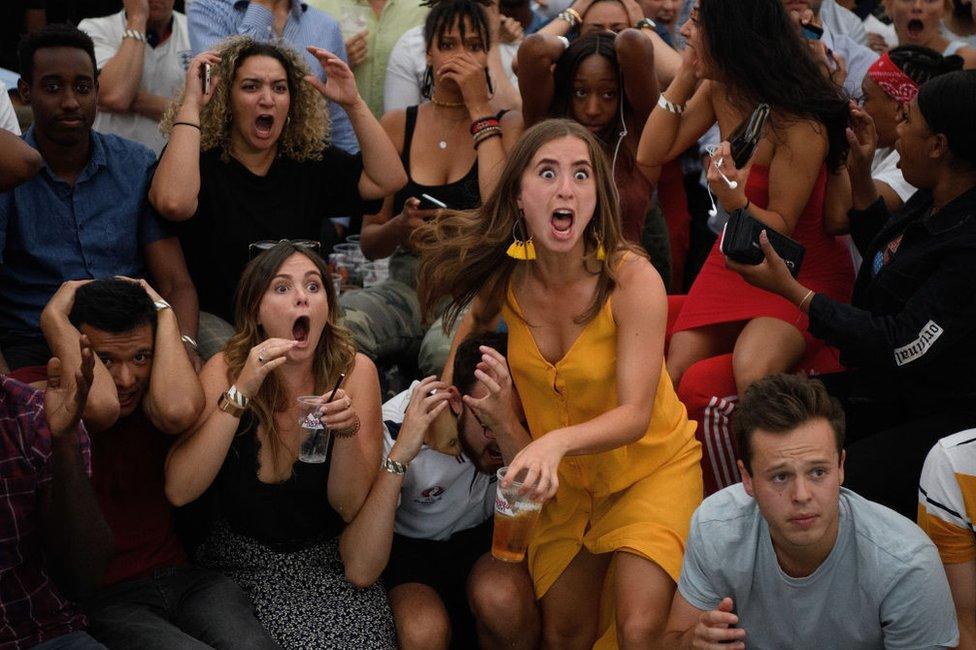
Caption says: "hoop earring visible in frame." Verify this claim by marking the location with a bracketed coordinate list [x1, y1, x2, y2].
[422, 66, 434, 100]
[506, 219, 536, 260]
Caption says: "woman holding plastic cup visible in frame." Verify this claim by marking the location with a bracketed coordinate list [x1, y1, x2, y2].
[416, 119, 703, 648]
[163, 241, 393, 647]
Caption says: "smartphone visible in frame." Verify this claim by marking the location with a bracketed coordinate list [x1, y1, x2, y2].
[802, 22, 823, 40]
[418, 193, 448, 210]
[200, 62, 212, 95]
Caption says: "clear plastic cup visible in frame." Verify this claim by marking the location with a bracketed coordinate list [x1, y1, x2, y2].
[297, 396, 329, 463]
[491, 467, 543, 562]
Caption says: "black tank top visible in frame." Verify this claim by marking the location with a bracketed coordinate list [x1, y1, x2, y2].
[212, 412, 344, 551]
[392, 105, 486, 215]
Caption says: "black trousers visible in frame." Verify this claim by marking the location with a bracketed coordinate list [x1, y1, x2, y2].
[817, 372, 976, 519]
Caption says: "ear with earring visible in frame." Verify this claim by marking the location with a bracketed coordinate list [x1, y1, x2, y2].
[506, 217, 536, 260]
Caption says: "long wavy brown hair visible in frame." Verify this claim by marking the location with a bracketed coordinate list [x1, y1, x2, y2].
[223, 242, 355, 465]
[161, 36, 330, 162]
[416, 119, 640, 331]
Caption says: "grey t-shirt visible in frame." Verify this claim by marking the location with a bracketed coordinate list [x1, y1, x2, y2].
[678, 485, 958, 650]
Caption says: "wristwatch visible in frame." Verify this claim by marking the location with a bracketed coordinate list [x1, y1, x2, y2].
[153, 298, 172, 312]
[217, 384, 249, 418]
[635, 17, 657, 31]
[382, 456, 408, 475]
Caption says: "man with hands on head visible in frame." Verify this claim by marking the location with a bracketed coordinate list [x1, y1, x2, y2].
[29, 277, 278, 649]
[340, 332, 540, 650]
[663, 374, 958, 650]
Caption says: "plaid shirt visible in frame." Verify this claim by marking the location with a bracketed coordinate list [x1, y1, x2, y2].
[0, 376, 91, 649]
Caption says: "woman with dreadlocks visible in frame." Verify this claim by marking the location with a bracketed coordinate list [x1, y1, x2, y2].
[341, 0, 523, 376]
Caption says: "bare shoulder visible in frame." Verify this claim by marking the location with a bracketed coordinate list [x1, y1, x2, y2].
[379, 109, 408, 153]
[610, 253, 666, 320]
[348, 352, 379, 386]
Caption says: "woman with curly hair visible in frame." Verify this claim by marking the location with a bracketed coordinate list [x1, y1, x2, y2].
[637, 0, 854, 396]
[417, 119, 702, 648]
[165, 241, 395, 647]
[149, 37, 406, 335]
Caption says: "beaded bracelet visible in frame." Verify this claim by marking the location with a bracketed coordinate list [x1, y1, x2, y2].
[473, 127, 502, 148]
[470, 116, 500, 136]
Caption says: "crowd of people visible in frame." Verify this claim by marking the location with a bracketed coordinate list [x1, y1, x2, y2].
[1, 0, 975, 648]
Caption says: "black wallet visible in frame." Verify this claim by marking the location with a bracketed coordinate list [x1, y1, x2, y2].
[720, 209, 805, 277]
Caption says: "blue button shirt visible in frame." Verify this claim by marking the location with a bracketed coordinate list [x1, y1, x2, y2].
[188, 0, 360, 154]
[0, 129, 168, 337]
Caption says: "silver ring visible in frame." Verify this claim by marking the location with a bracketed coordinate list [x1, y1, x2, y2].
[258, 354, 265, 363]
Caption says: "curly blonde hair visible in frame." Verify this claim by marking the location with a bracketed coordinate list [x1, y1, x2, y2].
[161, 36, 330, 162]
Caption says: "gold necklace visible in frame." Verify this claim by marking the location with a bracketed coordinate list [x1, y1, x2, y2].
[430, 96, 465, 108]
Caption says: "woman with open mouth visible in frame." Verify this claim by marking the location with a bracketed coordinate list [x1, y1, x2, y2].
[164, 240, 394, 647]
[416, 119, 703, 648]
[149, 36, 407, 355]
[883, 0, 976, 66]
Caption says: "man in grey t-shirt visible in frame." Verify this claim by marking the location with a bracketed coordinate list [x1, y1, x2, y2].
[661, 374, 957, 650]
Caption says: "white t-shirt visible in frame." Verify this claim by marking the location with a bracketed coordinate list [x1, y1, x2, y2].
[0, 83, 20, 135]
[382, 382, 496, 541]
[383, 25, 519, 113]
[819, 0, 868, 46]
[679, 484, 958, 650]
[872, 147, 917, 203]
[864, 15, 898, 49]
[79, 10, 191, 153]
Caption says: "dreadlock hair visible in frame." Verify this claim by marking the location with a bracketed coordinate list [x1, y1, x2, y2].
[420, 0, 493, 98]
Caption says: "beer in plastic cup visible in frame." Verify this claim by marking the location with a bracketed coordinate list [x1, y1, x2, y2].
[492, 466, 543, 562]
[297, 396, 329, 463]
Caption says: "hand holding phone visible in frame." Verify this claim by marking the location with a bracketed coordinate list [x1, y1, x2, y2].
[199, 62, 212, 95]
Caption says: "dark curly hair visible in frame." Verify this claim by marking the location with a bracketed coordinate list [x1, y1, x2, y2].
[698, 0, 850, 171]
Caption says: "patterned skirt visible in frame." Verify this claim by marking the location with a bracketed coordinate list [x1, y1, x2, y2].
[195, 521, 396, 649]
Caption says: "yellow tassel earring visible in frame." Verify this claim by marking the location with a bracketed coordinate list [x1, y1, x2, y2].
[506, 220, 536, 260]
[596, 240, 607, 261]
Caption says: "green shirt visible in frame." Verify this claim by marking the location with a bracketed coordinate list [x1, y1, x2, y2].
[307, 0, 428, 117]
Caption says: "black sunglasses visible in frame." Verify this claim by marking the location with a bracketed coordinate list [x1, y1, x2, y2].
[248, 239, 322, 261]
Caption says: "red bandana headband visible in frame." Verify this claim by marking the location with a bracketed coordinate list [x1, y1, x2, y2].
[867, 52, 919, 103]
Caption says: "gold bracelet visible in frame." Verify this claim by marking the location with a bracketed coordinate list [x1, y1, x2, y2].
[797, 289, 814, 311]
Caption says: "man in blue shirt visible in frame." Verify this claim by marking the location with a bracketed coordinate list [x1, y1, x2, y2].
[188, 0, 360, 154]
[0, 24, 198, 371]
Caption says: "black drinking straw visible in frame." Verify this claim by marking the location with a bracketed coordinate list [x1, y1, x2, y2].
[311, 373, 345, 448]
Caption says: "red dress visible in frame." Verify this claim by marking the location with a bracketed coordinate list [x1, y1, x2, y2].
[672, 164, 854, 338]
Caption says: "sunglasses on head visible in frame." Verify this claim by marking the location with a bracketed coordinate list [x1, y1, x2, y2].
[248, 239, 322, 261]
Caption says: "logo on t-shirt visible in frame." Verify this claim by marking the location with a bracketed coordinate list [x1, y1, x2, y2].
[414, 485, 445, 505]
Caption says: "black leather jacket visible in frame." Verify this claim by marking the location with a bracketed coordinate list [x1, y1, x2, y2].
[808, 186, 976, 417]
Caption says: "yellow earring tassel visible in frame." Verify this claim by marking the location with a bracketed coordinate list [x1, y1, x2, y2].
[596, 242, 607, 260]
[506, 238, 537, 260]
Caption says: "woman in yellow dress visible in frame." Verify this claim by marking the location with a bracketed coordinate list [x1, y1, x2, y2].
[416, 118, 703, 649]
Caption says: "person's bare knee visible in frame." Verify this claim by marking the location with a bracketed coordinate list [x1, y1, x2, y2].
[614, 553, 675, 650]
[467, 554, 539, 649]
[390, 583, 451, 650]
[540, 549, 608, 650]
[668, 325, 741, 389]
[732, 318, 805, 395]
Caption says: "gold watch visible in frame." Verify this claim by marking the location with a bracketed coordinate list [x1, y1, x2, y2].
[217, 385, 249, 418]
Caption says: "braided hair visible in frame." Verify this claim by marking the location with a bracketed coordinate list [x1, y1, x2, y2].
[887, 45, 965, 86]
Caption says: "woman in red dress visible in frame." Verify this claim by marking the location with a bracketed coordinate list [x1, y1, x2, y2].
[637, 0, 853, 395]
